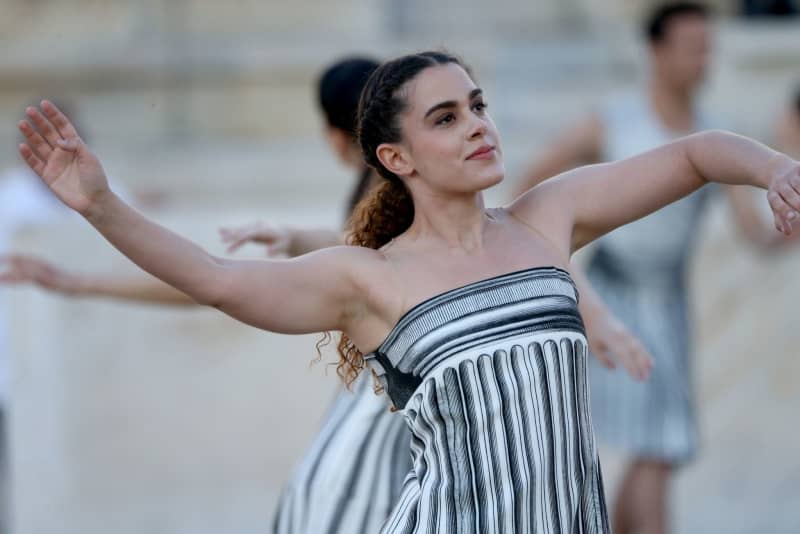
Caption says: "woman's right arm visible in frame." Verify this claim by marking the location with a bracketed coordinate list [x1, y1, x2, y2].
[17, 101, 373, 335]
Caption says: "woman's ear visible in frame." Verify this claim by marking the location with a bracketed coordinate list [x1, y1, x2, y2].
[376, 143, 414, 177]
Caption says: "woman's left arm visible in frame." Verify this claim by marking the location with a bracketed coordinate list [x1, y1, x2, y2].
[512, 130, 799, 253]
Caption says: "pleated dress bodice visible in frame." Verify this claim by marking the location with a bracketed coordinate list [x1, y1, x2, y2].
[365, 267, 610, 534]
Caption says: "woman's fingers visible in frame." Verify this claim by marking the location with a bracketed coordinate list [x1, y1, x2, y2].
[41, 100, 81, 140]
[219, 228, 241, 243]
[776, 179, 800, 228]
[18, 143, 45, 177]
[0, 256, 26, 283]
[778, 173, 800, 210]
[219, 228, 249, 253]
[625, 340, 653, 382]
[18, 120, 52, 161]
[589, 338, 616, 369]
[768, 190, 795, 235]
[25, 106, 62, 148]
[226, 238, 249, 254]
[603, 332, 652, 382]
[768, 166, 800, 235]
[0, 255, 57, 287]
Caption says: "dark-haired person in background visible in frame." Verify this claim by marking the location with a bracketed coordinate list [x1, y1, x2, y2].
[220, 56, 383, 256]
[515, 3, 799, 533]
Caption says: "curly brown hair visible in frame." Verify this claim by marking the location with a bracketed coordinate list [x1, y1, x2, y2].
[326, 51, 464, 387]
[334, 179, 415, 386]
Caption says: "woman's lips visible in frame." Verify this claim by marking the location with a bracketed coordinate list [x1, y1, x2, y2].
[467, 145, 496, 160]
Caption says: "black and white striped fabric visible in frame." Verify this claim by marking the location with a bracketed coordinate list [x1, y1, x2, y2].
[366, 267, 610, 534]
[585, 93, 712, 464]
[585, 190, 705, 464]
[272, 373, 412, 534]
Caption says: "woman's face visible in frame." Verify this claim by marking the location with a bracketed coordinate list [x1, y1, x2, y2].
[386, 63, 504, 195]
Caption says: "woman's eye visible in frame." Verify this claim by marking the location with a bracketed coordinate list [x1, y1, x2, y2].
[436, 113, 455, 125]
[472, 101, 488, 113]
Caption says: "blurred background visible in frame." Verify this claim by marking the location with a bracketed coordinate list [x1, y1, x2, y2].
[0, 0, 799, 533]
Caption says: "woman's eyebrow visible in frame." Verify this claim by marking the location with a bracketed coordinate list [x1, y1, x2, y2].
[423, 88, 483, 119]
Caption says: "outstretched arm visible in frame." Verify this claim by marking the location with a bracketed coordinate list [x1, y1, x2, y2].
[0, 254, 195, 305]
[511, 130, 800, 255]
[17, 101, 373, 335]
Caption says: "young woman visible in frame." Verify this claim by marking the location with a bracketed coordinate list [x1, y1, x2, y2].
[15, 51, 799, 533]
[3, 55, 650, 534]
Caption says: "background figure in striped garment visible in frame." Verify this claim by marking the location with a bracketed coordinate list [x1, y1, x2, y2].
[16, 48, 800, 533]
[515, 4, 799, 533]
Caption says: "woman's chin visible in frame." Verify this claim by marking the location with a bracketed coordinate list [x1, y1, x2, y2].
[478, 167, 505, 189]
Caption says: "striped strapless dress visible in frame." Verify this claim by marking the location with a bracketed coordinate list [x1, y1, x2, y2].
[366, 267, 610, 533]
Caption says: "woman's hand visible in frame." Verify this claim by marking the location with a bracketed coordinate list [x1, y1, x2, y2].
[585, 310, 653, 382]
[0, 254, 82, 295]
[765, 155, 800, 236]
[218, 222, 292, 256]
[18, 101, 110, 217]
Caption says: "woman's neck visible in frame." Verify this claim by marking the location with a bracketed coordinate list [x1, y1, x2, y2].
[404, 190, 490, 252]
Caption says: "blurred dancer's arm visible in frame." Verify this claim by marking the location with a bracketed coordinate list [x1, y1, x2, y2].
[570, 264, 652, 382]
[512, 114, 603, 197]
[219, 222, 343, 256]
[0, 254, 194, 305]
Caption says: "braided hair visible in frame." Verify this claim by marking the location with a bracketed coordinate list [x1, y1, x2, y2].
[335, 51, 464, 386]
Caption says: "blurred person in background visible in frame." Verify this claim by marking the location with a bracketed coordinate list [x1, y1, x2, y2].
[12, 49, 800, 533]
[515, 3, 799, 533]
[1, 55, 654, 533]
